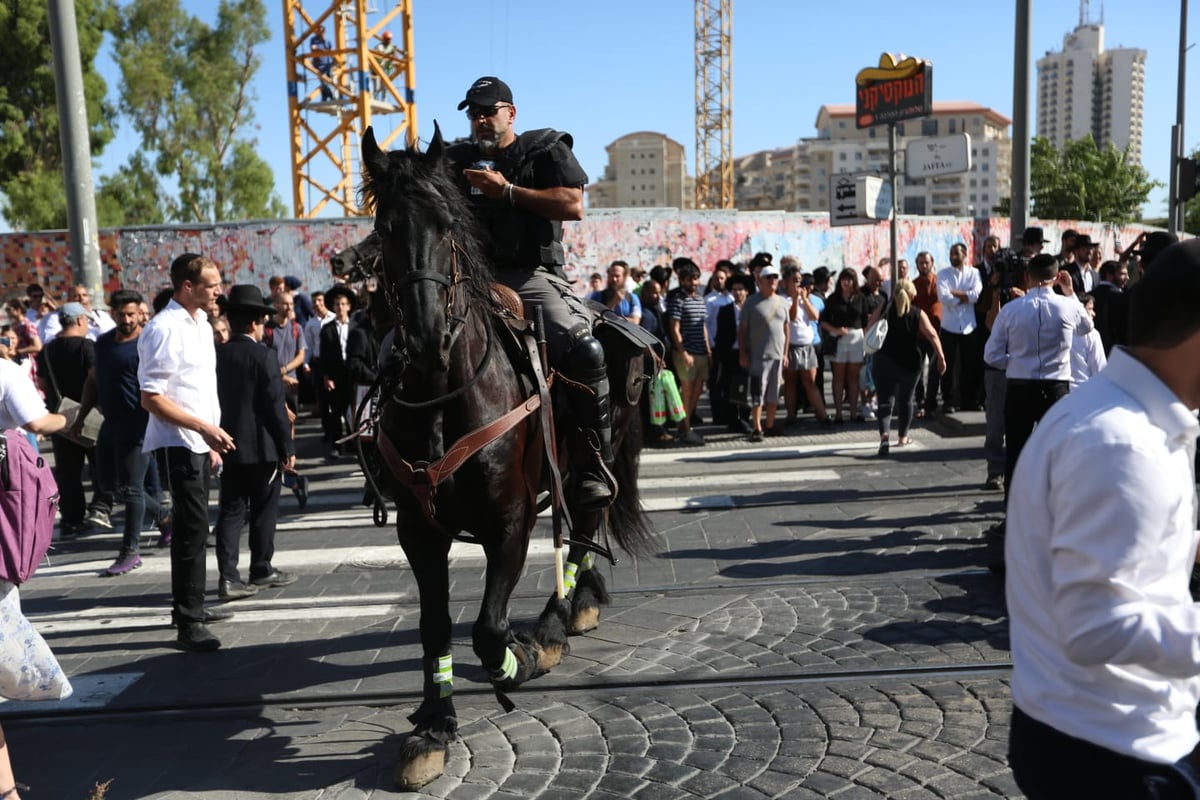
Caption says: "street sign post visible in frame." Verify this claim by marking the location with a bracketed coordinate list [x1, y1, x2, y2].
[830, 174, 872, 227]
[853, 52, 932, 270]
[905, 133, 972, 178]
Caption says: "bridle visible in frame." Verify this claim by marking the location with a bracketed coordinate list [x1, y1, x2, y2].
[381, 231, 494, 411]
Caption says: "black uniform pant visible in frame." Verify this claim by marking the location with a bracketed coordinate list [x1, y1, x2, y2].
[1004, 379, 1069, 496]
[214, 462, 282, 584]
[162, 447, 212, 625]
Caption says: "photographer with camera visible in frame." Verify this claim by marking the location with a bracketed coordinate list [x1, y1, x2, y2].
[977, 228, 1046, 492]
[985, 253, 1093, 542]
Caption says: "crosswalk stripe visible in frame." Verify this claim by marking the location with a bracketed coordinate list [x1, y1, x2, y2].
[290, 468, 840, 513]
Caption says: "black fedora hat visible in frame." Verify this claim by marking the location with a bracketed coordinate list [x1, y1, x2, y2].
[324, 284, 358, 310]
[225, 284, 274, 315]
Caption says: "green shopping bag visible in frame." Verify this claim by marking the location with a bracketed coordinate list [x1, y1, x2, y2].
[651, 370, 686, 424]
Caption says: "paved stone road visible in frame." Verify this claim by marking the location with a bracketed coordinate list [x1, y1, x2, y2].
[7, 412, 1025, 798]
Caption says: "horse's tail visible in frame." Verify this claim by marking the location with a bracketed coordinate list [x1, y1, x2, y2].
[609, 409, 656, 557]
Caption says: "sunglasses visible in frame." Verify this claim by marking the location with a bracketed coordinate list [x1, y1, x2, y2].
[465, 104, 511, 119]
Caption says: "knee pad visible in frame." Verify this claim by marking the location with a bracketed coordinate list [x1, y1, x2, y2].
[564, 334, 606, 382]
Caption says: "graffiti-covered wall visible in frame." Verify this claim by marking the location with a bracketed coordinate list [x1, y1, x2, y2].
[0, 212, 1158, 302]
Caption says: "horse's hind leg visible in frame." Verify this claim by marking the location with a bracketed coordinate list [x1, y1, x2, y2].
[569, 549, 610, 634]
[394, 525, 455, 791]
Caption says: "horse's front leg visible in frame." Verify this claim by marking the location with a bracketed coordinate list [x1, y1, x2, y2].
[475, 522, 543, 692]
[394, 521, 455, 790]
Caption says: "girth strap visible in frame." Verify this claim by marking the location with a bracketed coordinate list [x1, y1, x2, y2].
[377, 393, 542, 531]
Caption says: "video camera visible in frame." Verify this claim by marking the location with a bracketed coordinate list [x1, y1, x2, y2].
[992, 248, 1029, 305]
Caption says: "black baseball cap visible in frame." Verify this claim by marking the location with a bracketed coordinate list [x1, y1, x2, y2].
[457, 76, 513, 110]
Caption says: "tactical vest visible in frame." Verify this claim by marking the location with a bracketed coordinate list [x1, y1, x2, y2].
[447, 129, 575, 276]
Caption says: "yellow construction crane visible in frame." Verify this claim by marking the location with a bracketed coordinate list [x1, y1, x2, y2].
[282, 0, 418, 218]
[694, 0, 732, 209]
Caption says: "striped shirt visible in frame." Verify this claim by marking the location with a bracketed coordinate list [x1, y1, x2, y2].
[666, 288, 708, 355]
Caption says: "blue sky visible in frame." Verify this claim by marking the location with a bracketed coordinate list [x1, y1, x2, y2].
[86, 0, 1199, 222]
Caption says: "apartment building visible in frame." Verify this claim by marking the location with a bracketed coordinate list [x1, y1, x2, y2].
[733, 102, 1012, 218]
[1035, 19, 1146, 162]
[586, 132, 692, 209]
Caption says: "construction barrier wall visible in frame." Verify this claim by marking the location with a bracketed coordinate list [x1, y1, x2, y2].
[0, 211, 1158, 301]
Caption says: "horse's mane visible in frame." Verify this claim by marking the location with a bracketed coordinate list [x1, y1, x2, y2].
[359, 143, 496, 299]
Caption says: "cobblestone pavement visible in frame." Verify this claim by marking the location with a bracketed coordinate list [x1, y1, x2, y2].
[7, 412, 1026, 798]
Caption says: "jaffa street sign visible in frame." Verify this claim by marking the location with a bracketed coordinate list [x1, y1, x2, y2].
[855, 53, 932, 129]
[905, 133, 972, 178]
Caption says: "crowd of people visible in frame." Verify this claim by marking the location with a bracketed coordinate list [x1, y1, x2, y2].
[1, 68, 1196, 796]
[616, 225, 1160, 464]
[0, 262, 391, 653]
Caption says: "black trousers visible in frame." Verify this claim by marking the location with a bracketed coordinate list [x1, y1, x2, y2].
[938, 329, 979, 409]
[1004, 379, 1069, 495]
[50, 436, 112, 524]
[1009, 706, 1200, 799]
[162, 447, 212, 625]
[214, 462, 281, 584]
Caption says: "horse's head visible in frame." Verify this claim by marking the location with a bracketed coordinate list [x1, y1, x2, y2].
[361, 124, 484, 375]
[330, 231, 382, 283]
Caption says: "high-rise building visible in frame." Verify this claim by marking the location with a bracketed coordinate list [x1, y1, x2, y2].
[1035, 8, 1146, 162]
[586, 132, 692, 209]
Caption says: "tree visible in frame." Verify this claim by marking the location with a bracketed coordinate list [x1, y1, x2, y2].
[1185, 145, 1200, 236]
[1027, 135, 1158, 224]
[102, 0, 286, 224]
[0, 0, 118, 230]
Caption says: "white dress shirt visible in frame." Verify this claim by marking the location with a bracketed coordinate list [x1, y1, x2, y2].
[0, 359, 50, 430]
[934, 265, 982, 335]
[705, 290, 733, 347]
[38, 308, 114, 343]
[1007, 348, 1200, 763]
[137, 299, 220, 455]
[1068, 328, 1106, 389]
[983, 286, 1093, 380]
[304, 311, 334, 361]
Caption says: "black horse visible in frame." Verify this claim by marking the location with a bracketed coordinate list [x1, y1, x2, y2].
[359, 125, 654, 789]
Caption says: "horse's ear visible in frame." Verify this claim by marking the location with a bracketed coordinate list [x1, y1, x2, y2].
[427, 121, 445, 160]
[361, 126, 389, 182]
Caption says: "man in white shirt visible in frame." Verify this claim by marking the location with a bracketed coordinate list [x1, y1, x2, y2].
[40, 285, 115, 344]
[138, 253, 236, 652]
[935, 242, 982, 412]
[302, 289, 334, 415]
[1006, 239, 1200, 798]
[984, 253, 1092, 505]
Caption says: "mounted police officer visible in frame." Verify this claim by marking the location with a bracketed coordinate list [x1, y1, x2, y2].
[445, 76, 613, 510]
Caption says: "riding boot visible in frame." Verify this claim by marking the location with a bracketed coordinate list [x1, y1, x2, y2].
[569, 370, 615, 511]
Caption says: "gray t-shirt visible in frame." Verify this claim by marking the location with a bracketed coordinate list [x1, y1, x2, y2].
[742, 292, 788, 371]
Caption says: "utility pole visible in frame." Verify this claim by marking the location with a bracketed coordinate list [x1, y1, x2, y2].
[48, 0, 103, 300]
[1168, 0, 1189, 234]
[1010, 0, 1032, 246]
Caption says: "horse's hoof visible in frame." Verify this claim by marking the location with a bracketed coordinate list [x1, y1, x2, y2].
[569, 607, 600, 635]
[394, 736, 447, 790]
[536, 641, 568, 671]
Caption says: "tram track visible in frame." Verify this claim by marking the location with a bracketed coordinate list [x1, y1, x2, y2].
[5, 657, 1012, 725]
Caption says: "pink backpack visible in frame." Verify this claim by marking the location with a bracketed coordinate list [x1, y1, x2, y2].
[0, 430, 60, 584]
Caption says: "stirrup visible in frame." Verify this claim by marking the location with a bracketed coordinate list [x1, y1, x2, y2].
[576, 430, 617, 510]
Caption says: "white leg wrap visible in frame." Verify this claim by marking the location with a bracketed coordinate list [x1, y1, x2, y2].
[498, 647, 519, 681]
[563, 561, 579, 593]
[434, 654, 453, 698]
